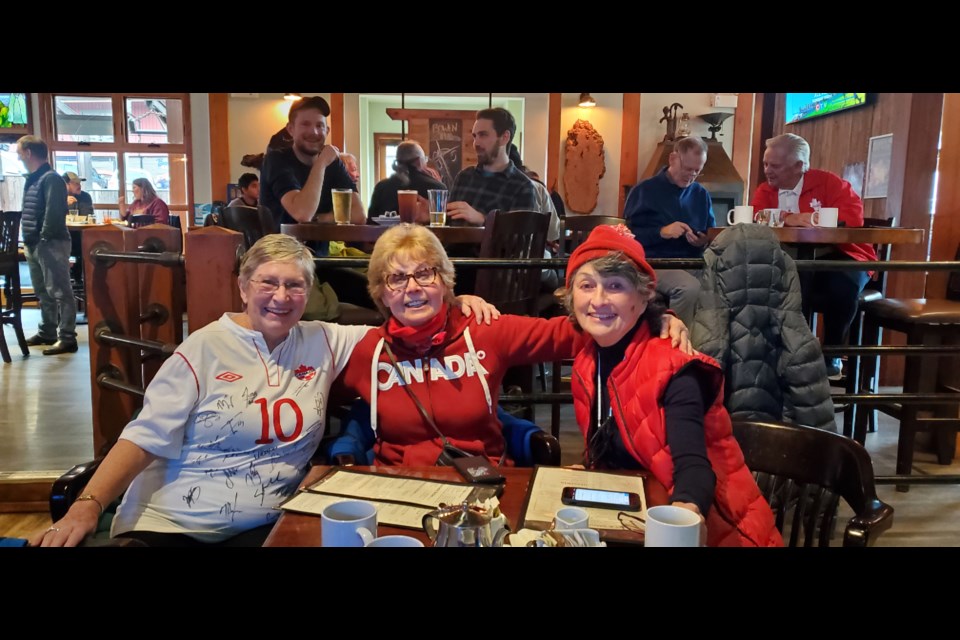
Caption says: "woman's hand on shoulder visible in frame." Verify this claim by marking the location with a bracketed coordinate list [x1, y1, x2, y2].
[660, 314, 694, 355]
[29, 501, 101, 547]
[456, 295, 501, 325]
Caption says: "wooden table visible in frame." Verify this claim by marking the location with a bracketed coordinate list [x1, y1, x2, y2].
[281, 222, 485, 245]
[262, 465, 666, 547]
[706, 225, 924, 247]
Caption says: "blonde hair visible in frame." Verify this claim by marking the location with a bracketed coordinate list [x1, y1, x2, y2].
[367, 223, 456, 317]
[238, 234, 315, 289]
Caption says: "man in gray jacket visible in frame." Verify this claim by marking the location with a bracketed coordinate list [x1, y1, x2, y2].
[17, 136, 77, 355]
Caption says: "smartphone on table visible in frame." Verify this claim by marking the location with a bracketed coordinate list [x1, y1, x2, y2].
[561, 486, 641, 511]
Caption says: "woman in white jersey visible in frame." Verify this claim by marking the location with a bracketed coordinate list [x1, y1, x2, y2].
[33, 234, 494, 547]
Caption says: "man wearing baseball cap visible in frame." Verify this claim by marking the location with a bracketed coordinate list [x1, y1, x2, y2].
[62, 171, 94, 217]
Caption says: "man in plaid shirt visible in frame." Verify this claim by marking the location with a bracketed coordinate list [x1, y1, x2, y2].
[447, 108, 539, 225]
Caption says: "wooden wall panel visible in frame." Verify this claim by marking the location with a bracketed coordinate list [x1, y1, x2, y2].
[208, 94, 230, 205]
[732, 93, 753, 197]
[330, 93, 344, 150]
[618, 93, 641, 217]
[929, 92, 960, 297]
[547, 93, 561, 193]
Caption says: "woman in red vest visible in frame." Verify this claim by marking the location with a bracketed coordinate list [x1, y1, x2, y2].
[562, 224, 782, 547]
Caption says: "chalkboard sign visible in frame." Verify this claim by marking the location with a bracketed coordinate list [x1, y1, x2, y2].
[429, 119, 462, 188]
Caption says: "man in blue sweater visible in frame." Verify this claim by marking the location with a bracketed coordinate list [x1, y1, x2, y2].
[624, 136, 714, 326]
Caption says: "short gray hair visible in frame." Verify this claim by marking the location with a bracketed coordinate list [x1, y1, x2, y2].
[674, 135, 708, 156]
[238, 234, 315, 289]
[766, 133, 810, 173]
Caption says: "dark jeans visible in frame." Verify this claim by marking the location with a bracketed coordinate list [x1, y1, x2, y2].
[800, 251, 871, 348]
[24, 238, 77, 343]
[115, 523, 275, 547]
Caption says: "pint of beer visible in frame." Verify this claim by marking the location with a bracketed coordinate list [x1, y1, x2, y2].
[397, 190, 418, 224]
[332, 189, 352, 225]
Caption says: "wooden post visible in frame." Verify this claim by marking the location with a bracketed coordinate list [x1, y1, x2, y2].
[618, 93, 641, 217]
[185, 226, 244, 334]
[83, 225, 141, 456]
[135, 224, 184, 387]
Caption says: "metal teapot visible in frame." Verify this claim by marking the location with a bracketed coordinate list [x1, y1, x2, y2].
[422, 501, 508, 547]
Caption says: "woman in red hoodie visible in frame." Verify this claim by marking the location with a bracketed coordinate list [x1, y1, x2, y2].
[561, 224, 782, 546]
[331, 223, 690, 466]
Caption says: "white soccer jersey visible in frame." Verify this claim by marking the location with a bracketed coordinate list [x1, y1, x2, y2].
[112, 314, 370, 542]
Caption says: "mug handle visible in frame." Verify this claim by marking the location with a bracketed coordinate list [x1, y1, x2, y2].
[357, 527, 375, 546]
[812, 211, 820, 227]
[727, 209, 735, 225]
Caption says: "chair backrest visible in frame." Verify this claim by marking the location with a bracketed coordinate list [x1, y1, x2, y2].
[220, 206, 274, 250]
[732, 419, 894, 547]
[129, 214, 154, 228]
[475, 210, 549, 316]
[562, 215, 623, 256]
[0, 211, 21, 259]
[862, 217, 895, 294]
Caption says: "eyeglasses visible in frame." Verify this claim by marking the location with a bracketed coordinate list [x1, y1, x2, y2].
[617, 511, 646, 533]
[249, 278, 308, 296]
[384, 267, 439, 291]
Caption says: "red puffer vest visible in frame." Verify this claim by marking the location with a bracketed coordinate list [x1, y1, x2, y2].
[572, 324, 783, 547]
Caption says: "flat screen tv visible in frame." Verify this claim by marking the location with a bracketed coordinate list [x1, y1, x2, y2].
[785, 93, 869, 124]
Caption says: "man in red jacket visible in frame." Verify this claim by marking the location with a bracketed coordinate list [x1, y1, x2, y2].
[751, 133, 876, 378]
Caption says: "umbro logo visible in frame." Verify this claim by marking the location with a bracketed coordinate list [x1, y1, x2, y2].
[216, 371, 243, 382]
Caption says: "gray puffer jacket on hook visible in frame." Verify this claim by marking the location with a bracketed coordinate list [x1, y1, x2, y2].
[691, 224, 836, 431]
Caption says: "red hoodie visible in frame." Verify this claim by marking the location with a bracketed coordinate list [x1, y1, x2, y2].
[333, 308, 585, 465]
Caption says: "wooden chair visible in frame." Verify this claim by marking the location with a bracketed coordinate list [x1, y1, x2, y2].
[476, 211, 549, 422]
[0, 211, 29, 363]
[543, 215, 622, 436]
[129, 214, 155, 228]
[475, 210, 550, 316]
[220, 206, 275, 250]
[732, 419, 894, 547]
[855, 242, 960, 490]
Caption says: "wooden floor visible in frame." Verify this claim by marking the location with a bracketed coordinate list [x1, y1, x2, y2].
[3, 308, 960, 545]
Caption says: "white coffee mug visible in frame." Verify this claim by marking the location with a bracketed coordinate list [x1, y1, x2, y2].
[555, 506, 590, 530]
[321, 499, 377, 547]
[644, 505, 702, 547]
[365, 535, 424, 548]
[727, 205, 754, 225]
[814, 207, 839, 227]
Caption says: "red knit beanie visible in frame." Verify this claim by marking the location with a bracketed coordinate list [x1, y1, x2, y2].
[565, 224, 657, 287]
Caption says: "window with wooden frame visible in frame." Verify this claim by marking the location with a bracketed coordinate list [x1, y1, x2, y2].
[374, 133, 404, 181]
[38, 93, 192, 224]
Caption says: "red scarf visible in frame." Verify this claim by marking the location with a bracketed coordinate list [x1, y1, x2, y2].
[386, 303, 449, 353]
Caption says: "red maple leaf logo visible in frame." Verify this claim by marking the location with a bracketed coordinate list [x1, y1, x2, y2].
[294, 365, 316, 381]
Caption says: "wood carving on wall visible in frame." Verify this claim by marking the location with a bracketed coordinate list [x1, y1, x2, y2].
[563, 119, 605, 214]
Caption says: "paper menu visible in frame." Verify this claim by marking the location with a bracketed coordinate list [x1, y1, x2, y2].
[519, 467, 646, 531]
[280, 468, 489, 530]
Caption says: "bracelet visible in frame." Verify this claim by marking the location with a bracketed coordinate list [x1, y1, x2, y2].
[76, 494, 104, 516]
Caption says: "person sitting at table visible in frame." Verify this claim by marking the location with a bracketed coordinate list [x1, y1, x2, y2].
[367, 140, 445, 224]
[340, 152, 360, 184]
[62, 171, 94, 217]
[228, 172, 261, 208]
[623, 135, 714, 327]
[561, 224, 782, 547]
[123, 177, 170, 225]
[751, 133, 877, 378]
[329, 223, 692, 466]
[30, 234, 497, 547]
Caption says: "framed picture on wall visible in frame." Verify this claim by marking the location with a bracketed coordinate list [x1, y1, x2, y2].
[864, 134, 893, 199]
